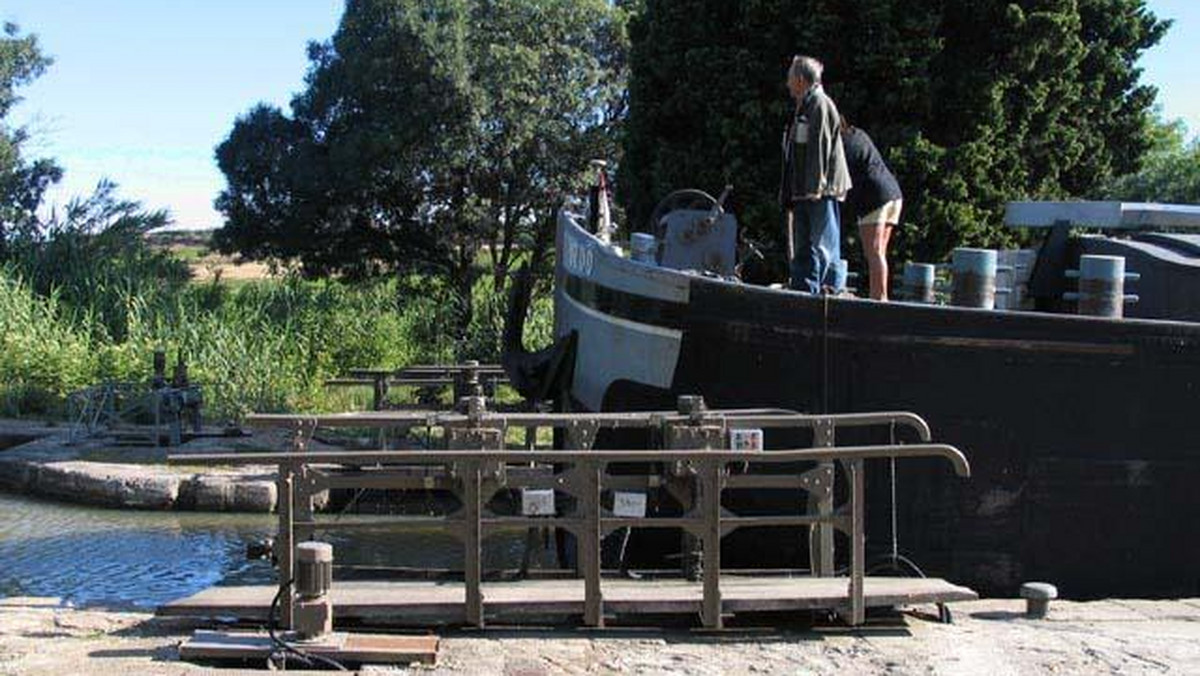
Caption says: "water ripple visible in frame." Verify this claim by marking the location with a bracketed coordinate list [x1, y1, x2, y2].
[0, 493, 528, 608]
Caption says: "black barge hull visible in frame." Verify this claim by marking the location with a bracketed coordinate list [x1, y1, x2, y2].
[550, 212, 1200, 598]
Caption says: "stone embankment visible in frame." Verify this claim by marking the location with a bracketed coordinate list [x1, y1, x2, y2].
[0, 458, 278, 511]
[0, 420, 307, 512]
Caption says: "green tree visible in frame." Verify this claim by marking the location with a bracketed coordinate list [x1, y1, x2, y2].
[0, 22, 61, 258]
[1100, 117, 1200, 204]
[214, 0, 629, 340]
[620, 0, 1168, 270]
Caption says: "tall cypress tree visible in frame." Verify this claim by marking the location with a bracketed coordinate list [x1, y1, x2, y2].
[620, 0, 1168, 268]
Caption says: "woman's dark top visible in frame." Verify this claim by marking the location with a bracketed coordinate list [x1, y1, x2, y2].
[841, 126, 902, 217]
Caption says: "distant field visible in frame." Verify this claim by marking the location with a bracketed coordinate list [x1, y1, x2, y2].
[186, 253, 276, 282]
[148, 230, 276, 282]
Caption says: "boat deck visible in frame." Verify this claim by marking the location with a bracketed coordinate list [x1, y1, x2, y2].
[160, 576, 976, 626]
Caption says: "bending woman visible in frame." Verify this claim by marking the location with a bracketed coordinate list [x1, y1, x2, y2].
[841, 118, 902, 301]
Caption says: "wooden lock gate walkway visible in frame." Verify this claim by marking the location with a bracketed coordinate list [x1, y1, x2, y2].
[163, 400, 975, 628]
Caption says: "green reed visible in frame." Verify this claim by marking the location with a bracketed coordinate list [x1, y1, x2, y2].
[0, 263, 553, 422]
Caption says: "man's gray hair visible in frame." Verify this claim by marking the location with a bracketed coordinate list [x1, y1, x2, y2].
[789, 55, 823, 84]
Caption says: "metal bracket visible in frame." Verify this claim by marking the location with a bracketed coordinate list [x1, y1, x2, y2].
[565, 419, 600, 451]
[291, 418, 319, 452]
[798, 465, 834, 498]
[812, 417, 835, 448]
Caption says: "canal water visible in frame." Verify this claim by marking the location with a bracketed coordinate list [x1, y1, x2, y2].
[0, 493, 527, 610]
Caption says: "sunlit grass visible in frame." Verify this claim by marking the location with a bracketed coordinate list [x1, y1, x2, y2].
[0, 270, 552, 422]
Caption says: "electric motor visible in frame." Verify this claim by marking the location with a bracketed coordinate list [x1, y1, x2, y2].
[296, 542, 333, 599]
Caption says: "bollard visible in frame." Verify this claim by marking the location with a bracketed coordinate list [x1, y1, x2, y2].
[1064, 255, 1139, 318]
[951, 248, 998, 309]
[1019, 581, 1058, 619]
[630, 232, 657, 264]
[903, 262, 937, 304]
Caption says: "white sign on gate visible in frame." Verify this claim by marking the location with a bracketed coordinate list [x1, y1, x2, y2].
[612, 491, 647, 518]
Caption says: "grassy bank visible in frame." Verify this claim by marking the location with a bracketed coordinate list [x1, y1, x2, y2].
[0, 264, 552, 421]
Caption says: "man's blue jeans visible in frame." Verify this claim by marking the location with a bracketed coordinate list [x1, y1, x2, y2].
[790, 198, 843, 294]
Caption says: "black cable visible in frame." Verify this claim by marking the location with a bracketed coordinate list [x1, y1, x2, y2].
[267, 578, 348, 671]
[865, 552, 928, 578]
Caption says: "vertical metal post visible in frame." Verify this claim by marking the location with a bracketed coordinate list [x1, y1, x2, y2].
[152, 390, 162, 449]
[848, 458, 865, 626]
[371, 373, 388, 412]
[277, 461, 295, 629]
[464, 462, 483, 628]
[583, 461, 604, 627]
[295, 465, 315, 541]
[809, 418, 835, 577]
[701, 461, 723, 629]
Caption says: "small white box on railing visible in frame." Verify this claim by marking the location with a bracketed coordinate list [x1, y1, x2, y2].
[521, 489, 556, 516]
[729, 428, 764, 452]
[612, 491, 647, 518]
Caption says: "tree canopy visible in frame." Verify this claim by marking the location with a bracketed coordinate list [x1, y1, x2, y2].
[214, 0, 629, 335]
[1101, 118, 1200, 204]
[620, 0, 1169, 268]
[0, 22, 62, 257]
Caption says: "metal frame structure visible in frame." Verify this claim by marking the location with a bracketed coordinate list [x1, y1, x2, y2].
[324, 362, 509, 411]
[68, 381, 202, 447]
[173, 400, 968, 629]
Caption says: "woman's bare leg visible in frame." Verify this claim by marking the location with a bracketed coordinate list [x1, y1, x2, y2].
[858, 223, 890, 301]
[881, 223, 895, 300]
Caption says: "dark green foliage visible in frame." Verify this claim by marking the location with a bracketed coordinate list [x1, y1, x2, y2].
[0, 22, 62, 257]
[215, 0, 628, 338]
[621, 0, 1168, 269]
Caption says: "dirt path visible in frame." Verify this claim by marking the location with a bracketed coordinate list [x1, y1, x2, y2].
[1, 597, 1197, 675]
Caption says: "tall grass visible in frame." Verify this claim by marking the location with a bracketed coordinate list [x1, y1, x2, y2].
[2, 183, 562, 420]
[0, 274, 98, 413]
[0, 262, 554, 421]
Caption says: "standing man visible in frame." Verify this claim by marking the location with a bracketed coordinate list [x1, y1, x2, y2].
[780, 55, 851, 294]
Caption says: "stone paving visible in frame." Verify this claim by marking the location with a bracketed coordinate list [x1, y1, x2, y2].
[1, 596, 1198, 675]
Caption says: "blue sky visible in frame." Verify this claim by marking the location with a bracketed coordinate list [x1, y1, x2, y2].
[4, 0, 1199, 230]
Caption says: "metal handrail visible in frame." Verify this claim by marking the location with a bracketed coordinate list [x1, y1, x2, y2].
[172, 444, 968, 478]
[242, 408, 934, 442]
[169, 441, 968, 629]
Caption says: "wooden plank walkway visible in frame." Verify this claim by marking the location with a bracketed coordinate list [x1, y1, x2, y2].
[179, 630, 439, 665]
[160, 576, 976, 625]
